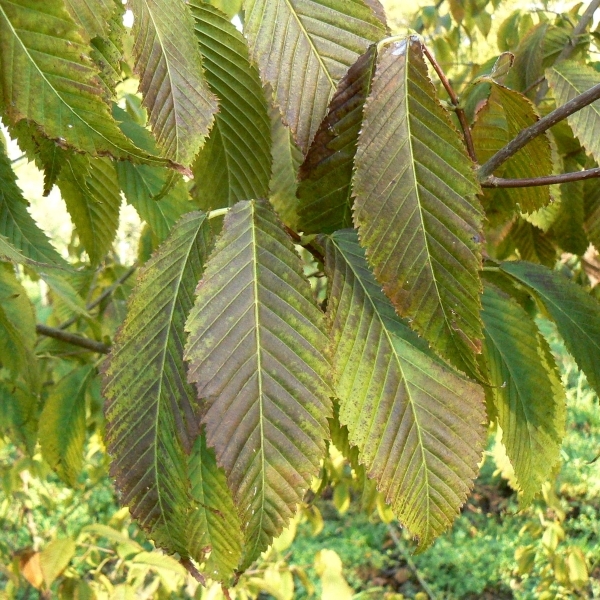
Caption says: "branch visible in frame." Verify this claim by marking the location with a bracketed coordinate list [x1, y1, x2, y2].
[36, 324, 110, 354]
[477, 82, 600, 180]
[422, 45, 477, 162]
[482, 167, 600, 188]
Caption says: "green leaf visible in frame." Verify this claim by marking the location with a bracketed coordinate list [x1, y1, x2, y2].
[0, 0, 160, 164]
[268, 106, 303, 229]
[353, 36, 484, 376]
[510, 219, 557, 266]
[324, 230, 485, 548]
[130, 0, 218, 166]
[501, 261, 600, 399]
[39, 366, 94, 487]
[297, 45, 377, 234]
[584, 171, 600, 251]
[184, 200, 331, 567]
[0, 302, 29, 375]
[57, 155, 122, 265]
[481, 284, 565, 504]
[188, 434, 242, 582]
[0, 261, 36, 350]
[188, 1, 271, 210]
[0, 137, 67, 267]
[103, 212, 213, 559]
[547, 61, 600, 164]
[63, 0, 116, 39]
[39, 538, 76, 587]
[244, 0, 387, 152]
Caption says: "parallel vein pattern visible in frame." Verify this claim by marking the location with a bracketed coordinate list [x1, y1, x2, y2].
[481, 285, 565, 504]
[103, 212, 212, 559]
[131, 0, 218, 166]
[184, 200, 331, 567]
[353, 37, 484, 376]
[325, 230, 485, 548]
[244, 0, 387, 152]
[189, 2, 271, 210]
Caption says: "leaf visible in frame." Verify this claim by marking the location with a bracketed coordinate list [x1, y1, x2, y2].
[481, 284, 565, 504]
[547, 61, 600, 164]
[584, 173, 600, 251]
[501, 261, 600, 399]
[268, 105, 303, 229]
[184, 200, 331, 567]
[510, 219, 557, 266]
[103, 212, 213, 559]
[324, 230, 485, 548]
[57, 155, 122, 265]
[297, 45, 377, 234]
[63, 0, 116, 40]
[0, 262, 36, 351]
[244, 0, 387, 152]
[39, 366, 94, 486]
[0, 137, 67, 267]
[188, 434, 242, 582]
[130, 0, 218, 166]
[314, 550, 353, 600]
[39, 539, 76, 587]
[0, 302, 29, 375]
[352, 36, 484, 376]
[0, 0, 160, 164]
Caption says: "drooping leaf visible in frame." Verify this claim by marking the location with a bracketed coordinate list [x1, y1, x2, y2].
[188, 2, 271, 210]
[0, 302, 29, 375]
[353, 36, 484, 376]
[244, 0, 387, 152]
[0, 137, 67, 267]
[584, 174, 600, 251]
[39, 366, 94, 487]
[130, 0, 218, 166]
[510, 219, 557, 266]
[547, 61, 600, 164]
[184, 200, 331, 567]
[297, 45, 377, 234]
[481, 284, 565, 504]
[0, 261, 36, 348]
[0, 0, 160, 164]
[501, 261, 600, 398]
[324, 230, 485, 548]
[188, 434, 242, 582]
[103, 212, 213, 559]
[57, 155, 122, 265]
[63, 0, 115, 39]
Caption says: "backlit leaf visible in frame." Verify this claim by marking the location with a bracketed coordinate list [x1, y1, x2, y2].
[184, 200, 331, 567]
[325, 230, 486, 548]
[63, 0, 115, 40]
[130, 0, 218, 166]
[244, 0, 387, 152]
[103, 212, 213, 559]
[353, 36, 484, 376]
[510, 219, 557, 266]
[297, 45, 377, 234]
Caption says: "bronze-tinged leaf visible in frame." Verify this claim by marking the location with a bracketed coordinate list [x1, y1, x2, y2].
[325, 230, 485, 549]
[184, 200, 331, 568]
[297, 45, 378, 234]
[353, 36, 484, 376]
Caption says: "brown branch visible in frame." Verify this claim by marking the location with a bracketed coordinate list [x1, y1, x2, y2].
[477, 82, 600, 180]
[284, 226, 325, 265]
[422, 45, 477, 163]
[180, 558, 205, 586]
[36, 324, 110, 354]
[482, 167, 600, 188]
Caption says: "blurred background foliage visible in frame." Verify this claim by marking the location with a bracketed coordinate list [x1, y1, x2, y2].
[2, 0, 600, 598]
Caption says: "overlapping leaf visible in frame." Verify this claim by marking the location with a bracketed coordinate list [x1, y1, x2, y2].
[584, 173, 600, 251]
[297, 45, 377, 234]
[481, 284, 565, 504]
[547, 61, 600, 164]
[63, 0, 115, 39]
[324, 230, 485, 548]
[353, 36, 484, 376]
[103, 212, 212, 559]
[189, 2, 271, 210]
[40, 366, 94, 487]
[130, 0, 218, 167]
[501, 261, 600, 399]
[184, 200, 331, 567]
[244, 0, 387, 152]
[0, 0, 159, 163]
[510, 219, 556, 267]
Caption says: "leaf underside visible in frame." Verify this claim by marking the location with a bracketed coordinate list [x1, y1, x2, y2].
[184, 199, 332, 568]
[325, 230, 485, 548]
[352, 36, 484, 376]
[244, 0, 387, 152]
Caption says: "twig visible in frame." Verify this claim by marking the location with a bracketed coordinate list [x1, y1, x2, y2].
[477, 82, 600, 180]
[180, 557, 206, 586]
[422, 45, 477, 162]
[284, 226, 325, 265]
[36, 324, 110, 354]
[387, 525, 437, 600]
[482, 167, 600, 187]
[535, 0, 600, 103]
